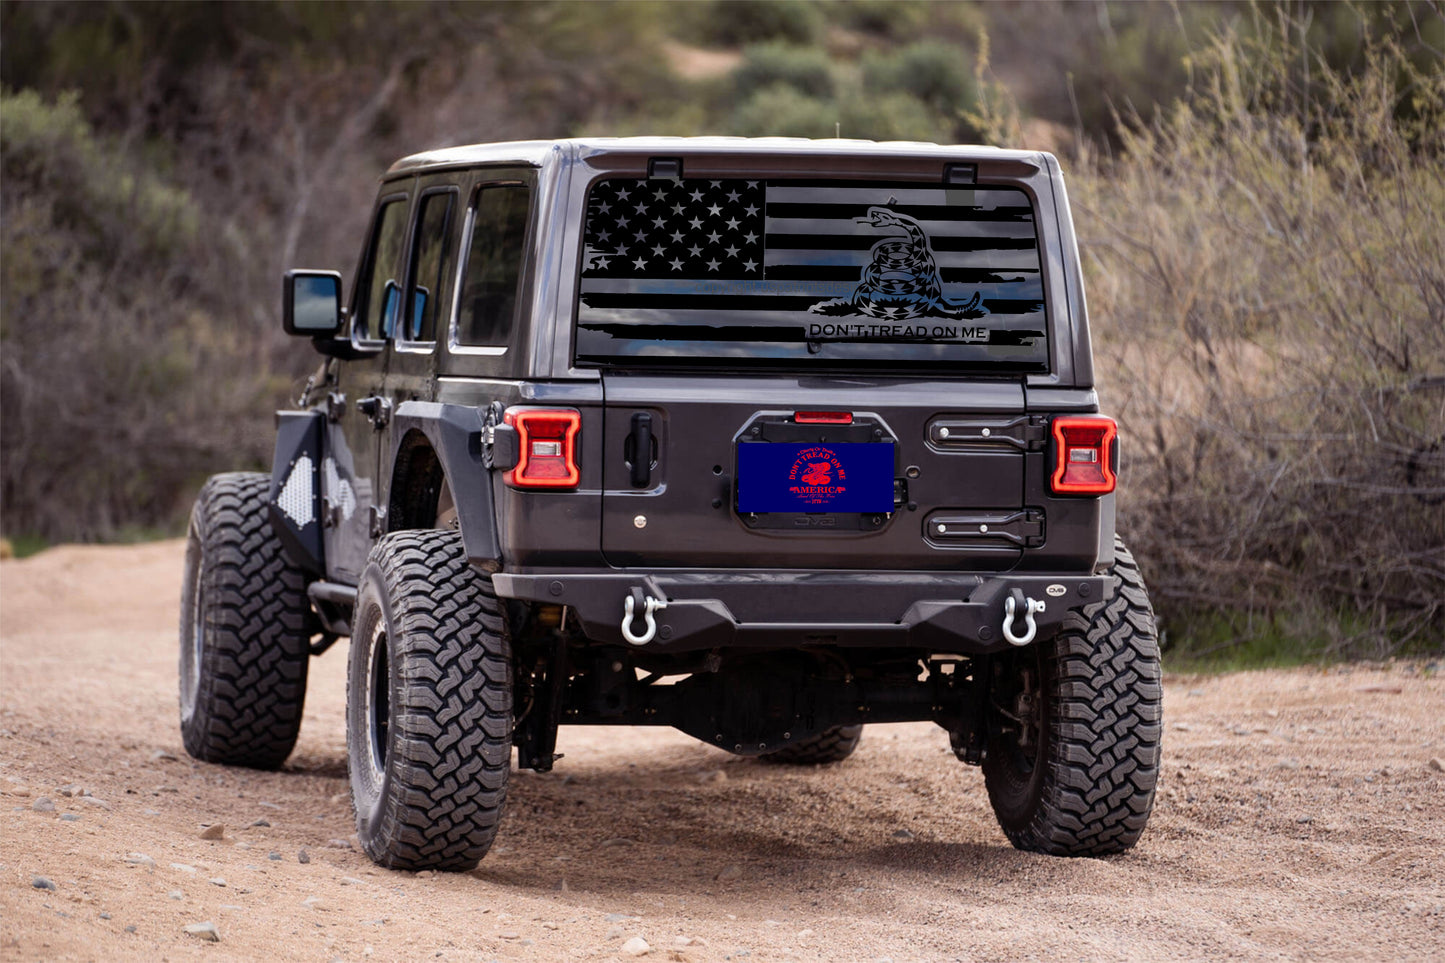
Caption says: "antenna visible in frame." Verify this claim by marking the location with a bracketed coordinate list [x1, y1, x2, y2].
[835, 122, 841, 138]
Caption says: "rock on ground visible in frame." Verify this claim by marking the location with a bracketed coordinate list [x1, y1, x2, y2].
[184, 921, 220, 942]
[621, 936, 651, 956]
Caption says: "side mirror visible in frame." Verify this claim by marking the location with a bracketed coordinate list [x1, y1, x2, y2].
[283, 270, 343, 337]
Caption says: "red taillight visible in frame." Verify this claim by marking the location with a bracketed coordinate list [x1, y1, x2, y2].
[794, 411, 853, 424]
[1050, 416, 1118, 495]
[504, 408, 581, 489]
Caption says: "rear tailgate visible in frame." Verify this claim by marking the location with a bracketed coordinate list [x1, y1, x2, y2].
[581, 172, 1050, 573]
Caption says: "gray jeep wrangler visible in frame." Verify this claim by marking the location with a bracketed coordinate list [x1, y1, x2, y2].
[178, 138, 1162, 871]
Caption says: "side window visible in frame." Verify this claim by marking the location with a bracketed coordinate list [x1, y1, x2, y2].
[354, 196, 409, 342]
[403, 189, 456, 343]
[456, 183, 531, 347]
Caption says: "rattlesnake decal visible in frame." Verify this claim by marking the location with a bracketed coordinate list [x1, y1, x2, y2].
[809, 207, 987, 321]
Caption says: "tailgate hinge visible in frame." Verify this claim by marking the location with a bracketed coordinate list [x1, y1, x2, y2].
[929, 415, 1048, 451]
[926, 509, 1046, 547]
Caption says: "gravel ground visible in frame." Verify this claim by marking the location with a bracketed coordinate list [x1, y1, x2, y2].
[1, 541, 1442, 962]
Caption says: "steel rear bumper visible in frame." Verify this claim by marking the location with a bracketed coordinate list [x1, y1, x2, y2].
[491, 570, 1114, 653]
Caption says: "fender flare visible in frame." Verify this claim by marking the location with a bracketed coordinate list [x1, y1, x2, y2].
[387, 402, 501, 570]
[268, 410, 325, 575]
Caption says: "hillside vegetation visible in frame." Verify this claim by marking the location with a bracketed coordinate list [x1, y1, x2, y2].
[2, 0, 1441, 660]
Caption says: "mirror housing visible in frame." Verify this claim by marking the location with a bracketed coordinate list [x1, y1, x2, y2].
[283, 270, 343, 337]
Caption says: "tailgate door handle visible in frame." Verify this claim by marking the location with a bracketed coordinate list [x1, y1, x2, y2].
[626, 412, 653, 488]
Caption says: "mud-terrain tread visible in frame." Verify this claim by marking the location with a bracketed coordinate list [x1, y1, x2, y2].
[180, 472, 312, 770]
[349, 530, 511, 872]
[985, 535, 1162, 856]
[760, 725, 863, 765]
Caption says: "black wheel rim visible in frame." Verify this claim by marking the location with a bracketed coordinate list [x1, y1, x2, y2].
[986, 651, 1047, 826]
[367, 623, 390, 780]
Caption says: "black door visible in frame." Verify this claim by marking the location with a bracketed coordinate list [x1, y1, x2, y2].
[323, 185, 412, 584]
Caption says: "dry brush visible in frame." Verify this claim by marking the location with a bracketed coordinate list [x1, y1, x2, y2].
[1072, 19, 1445, 657]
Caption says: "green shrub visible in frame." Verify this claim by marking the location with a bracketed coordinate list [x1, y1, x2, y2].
[831, 0, 977, 41]
[728, 83, 944, 142]
[838, 92, 944, 142]
[729, 84, 838, 138]
[0, 89, 93, 181]
[685, 0, 823, 47]
[734, 42, 836, 100]
[0, 88, 197, 261]
[861, 41, 975, 117]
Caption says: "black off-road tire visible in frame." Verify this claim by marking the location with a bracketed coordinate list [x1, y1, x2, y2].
[347, 530, 512, 872]
[759, 726, 863, 765]
[179, 472, 313, 769]
[982, 536, 1162, 856]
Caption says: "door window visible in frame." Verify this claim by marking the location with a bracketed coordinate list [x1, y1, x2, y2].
[455, 183, 531, 347]
[403, 189, 457, 343]
[354, 195, 410, 342]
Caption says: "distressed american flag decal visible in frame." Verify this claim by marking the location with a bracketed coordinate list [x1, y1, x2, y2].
[583, 178, 764, 279]
[577, 177, 1047, 367]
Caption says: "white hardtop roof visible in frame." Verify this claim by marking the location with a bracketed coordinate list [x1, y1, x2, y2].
[387, 136, 1040, 176]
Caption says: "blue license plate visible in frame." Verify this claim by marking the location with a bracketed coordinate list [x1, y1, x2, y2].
[736, 441, 896, 514]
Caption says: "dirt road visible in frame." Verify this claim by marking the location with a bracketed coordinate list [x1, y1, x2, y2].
[1, 542, 1442, 962]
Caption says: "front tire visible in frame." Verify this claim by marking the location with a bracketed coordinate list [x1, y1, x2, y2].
[347, 530, 512, 871]
[178, 472, 313, 769]
[982, 536, 1162, 856]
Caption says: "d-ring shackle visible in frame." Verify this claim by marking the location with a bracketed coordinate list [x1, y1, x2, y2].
[1002, 590, 1046, 647]
[621, 589, 668, 646]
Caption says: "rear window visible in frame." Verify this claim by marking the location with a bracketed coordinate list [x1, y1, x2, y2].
[575, 177, 1047, 369]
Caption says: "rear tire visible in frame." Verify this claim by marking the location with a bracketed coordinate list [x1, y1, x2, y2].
[347, 530, 512, 871]
[759, 725, 863, 765]
[178, 472, 313, 769]
[981, 536, 1162, 855]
